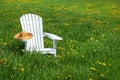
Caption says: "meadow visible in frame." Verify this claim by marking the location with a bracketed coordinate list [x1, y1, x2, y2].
[0, 0, 120, 80]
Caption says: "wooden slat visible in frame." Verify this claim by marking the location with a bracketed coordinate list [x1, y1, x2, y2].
[33, 14, 37, 49]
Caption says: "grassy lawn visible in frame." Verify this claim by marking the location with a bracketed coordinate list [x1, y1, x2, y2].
[0, 0, 120, 80]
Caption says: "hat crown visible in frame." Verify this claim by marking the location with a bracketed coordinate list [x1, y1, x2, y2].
[14, 31, 33, 40]
[20, 31, 29, 37]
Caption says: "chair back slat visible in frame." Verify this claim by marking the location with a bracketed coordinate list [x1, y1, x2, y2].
[20, 14, 44, 50]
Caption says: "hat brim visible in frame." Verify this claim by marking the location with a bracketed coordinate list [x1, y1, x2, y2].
[14, 33, 33, 40]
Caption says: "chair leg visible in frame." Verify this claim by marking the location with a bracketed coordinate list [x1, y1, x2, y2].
[53, 53, 56, 57]
[53, 40, 57, 58]
[53, 40, 56, 49]
[54, 50, 57, 58]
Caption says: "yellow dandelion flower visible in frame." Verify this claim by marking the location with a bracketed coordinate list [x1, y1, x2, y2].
[90, 67, 97, 71]
[12, 67, 18, 71]
[96, 61, 103, 65]
[96, 61, 106, 66]
[90, 37, 95, 40]
[3, 42, 7, 45]
[107, 22, 109, 24]
[100, 73, 105, 77]
[93, 30, 96, 32]
[58, 31, 61, 34]
[95, 40, 98, 42]
[0, 58, 7, 64]
[67, 52, 70, 54]
[42, 65, 46, 68]
[110, 27, 120, 31]
[81, 55, 85, 58]
[57, 55, 62, 59]
[20, 68, 24, 72]
[57, 75, 61, 79]
[102, 63, 106, 66]
[57, 46, 64, 50]
[18, 63, 23, 67]
[68, 75, 71, 78]
[48, 55, 51, 58]
[63, 23, 70, 26]
[94, 20, 103, 24]
[102, 35, 105, 37]
[89, 78, 93, 80]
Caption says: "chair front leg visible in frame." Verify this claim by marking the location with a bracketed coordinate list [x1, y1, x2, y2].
[53, 40, 57, 58]
[53, 40, 56, 49]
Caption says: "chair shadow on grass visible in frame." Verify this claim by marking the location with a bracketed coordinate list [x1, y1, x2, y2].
[6, 40, 25, 56]
[5, 40, 50, 56]
[5, 40, 57, 57]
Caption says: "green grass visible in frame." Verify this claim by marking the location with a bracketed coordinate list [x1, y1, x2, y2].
[0, 0, 120, 80]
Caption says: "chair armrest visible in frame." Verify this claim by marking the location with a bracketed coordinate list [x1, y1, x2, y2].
[44, 32, 63, 40]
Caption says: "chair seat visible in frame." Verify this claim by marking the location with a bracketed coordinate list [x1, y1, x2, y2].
[28, 47, 56, 53]
[38, 48, 56, 54]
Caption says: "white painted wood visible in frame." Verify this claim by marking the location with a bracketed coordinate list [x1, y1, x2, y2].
[20, 13, 62, 57]
[44, 32, 63, 40]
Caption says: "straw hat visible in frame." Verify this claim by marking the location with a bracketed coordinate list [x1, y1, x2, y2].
[14, 31, 33, 40]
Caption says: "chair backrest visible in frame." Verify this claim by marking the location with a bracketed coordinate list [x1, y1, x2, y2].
[20, 14, 44, 50]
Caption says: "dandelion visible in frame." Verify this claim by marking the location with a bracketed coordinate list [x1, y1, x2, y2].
[102, 34, 105, 37]
[57, 75, 61, 79]
[95, 40, 98, 42]
[20, 68, 24, 72]
[95, 20, 103, 24]
[63, 23, 70, 26]
[3, 42, 7, 45]
[48, 55, 52, 58]
[93, 30, 96, 32]
[42, 65, 46, 68]
[57, 46, 64, 50]
[18, 63, 23, 67]
[89, 78, 93, 80]
[0, 58, 7, 65]
[110, 27, 120, 31]
[12, 67, 18, 71]
[96, 61, 103, 65]
[102, 63, 106, 66]
[107, 21, 109, 24]
[90, 37, 95, 41]
[11, 75, 14, 78]
[78, 18, 90, 21]
[68, 75, 72, 78]
[87, 9, 100, 14]
[96, 61, 106, 66]
[100, 73, 105, 78]
[67, 52, 70, 54]
[90, 67, 97, 71]
[58, 31, 61, 34]
[65, 75, 72, 79]
[13, 63, 24, 72]
[110, 10, 120, 15]
[57, 55, 62, 59]
[81, 55, 85, 58]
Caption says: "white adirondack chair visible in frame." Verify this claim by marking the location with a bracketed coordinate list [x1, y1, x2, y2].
[20, 13, 62, 57]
